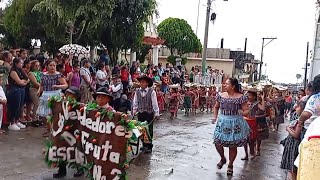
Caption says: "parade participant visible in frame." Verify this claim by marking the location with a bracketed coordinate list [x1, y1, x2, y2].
[256, 91, 270, 156]
[191, 84, 199, 115]
[161, 72, 170, 93]
[132, 75, 159, 153]
[95, 87, 114, 110]
[206, 85, 216, 113]
[53, 86, 84, 179]
[199, 85, 207, 112]
[155, 84, 165, 114]
[37, 59, 68, 136]
[119, 94, 131, 114]
[213, 78, 250, 176]
[241, 89, 259, 161]
[280, 101, 305, 180]
[168, 85, 180, 119]
[273, 89, 285, 131]
[109, 75, 123, 111]
[183, 84, 192, 116]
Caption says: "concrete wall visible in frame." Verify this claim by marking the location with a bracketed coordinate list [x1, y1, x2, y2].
[159, 56, 234, 78]
[158, 48, 231, 59]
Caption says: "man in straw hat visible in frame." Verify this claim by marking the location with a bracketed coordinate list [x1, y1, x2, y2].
[132, 75, 159, 153]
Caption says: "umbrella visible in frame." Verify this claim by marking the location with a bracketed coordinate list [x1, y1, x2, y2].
[59, 44, 90, 60]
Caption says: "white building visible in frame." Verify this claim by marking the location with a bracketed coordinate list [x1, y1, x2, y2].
[309, 3, 320, 81]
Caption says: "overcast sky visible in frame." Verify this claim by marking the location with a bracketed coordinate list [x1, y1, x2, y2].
[157, 0, 316, 83]
[0, 0, 316, 83]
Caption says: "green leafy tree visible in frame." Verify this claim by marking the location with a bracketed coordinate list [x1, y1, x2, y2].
[157, 17, 202, 56]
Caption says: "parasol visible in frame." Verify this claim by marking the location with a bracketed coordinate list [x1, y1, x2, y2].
[59, 44, 90, 60]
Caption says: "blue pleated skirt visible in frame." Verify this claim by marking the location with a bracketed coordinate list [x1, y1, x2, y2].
[214, 114, 250, 147]
[37, 90, 61, 117]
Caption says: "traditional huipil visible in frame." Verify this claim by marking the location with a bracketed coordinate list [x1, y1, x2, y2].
[183, 85, 192, 115]
[132, 76, 159, 153]
[199, 86, 207, 112]
[168, 86, 180, 119]
[206, 86, 216, 112]
[191, 85, 199, 114]
[214, 94, 250, 147]
[156, 87, 165, 113]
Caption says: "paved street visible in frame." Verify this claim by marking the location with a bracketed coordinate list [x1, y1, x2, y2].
[0, 112, 287, 180]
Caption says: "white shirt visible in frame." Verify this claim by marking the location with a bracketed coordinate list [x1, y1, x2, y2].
[132, 87, 159, 117]
[303, 93, 320, 129]
[294, 116, 320, 167]
[96, 70, 108, 86]
[0, 86, 6, 101]
[110, 82, 123, 99]
[80, 67, 91, 86]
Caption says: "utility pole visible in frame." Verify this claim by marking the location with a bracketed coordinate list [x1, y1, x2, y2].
[201, 0, 228, 75]
[304, 42, 309, 89]
[201, 0, 214, 75]
[259, 37, 277, 80]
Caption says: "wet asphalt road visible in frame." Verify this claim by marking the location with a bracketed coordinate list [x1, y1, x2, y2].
[0, 112, 287, 180]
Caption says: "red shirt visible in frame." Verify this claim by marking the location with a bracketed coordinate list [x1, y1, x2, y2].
[120, 69, 129, 82]
[64, 63, 72, 77]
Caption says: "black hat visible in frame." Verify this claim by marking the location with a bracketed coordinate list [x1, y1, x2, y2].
[65, 86, 81, 101]
[137, 75, 153, 87]
[95, 87, 113, 100]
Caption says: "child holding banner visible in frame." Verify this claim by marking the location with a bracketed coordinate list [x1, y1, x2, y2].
[53, 86, 84, 178]
[95, 87, 114, 111]
[132, 75, 159, 154]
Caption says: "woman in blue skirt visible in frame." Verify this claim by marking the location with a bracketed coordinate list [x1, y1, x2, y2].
[212, 78, 250, 176]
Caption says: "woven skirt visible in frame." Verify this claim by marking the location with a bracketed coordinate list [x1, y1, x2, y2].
[214, 114, 250, 147]
[37, 90, 61, 117]
[280, 135, 300, 171]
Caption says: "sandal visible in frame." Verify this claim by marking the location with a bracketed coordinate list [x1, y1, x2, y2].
[0, 130, 6, 134]
[227, 165, 233, 176]
[216, 158, 226, 169]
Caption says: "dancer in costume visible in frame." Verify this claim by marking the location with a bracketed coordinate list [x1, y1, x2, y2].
[168, 85, 180, 119]
[213, 78, 250, 176]
[183, 84, 192, 116]
[132, 75, 159, 153]
[206, 85, 216, 113]
[53, 86, 84, 179]
[199, 85, 207, 112]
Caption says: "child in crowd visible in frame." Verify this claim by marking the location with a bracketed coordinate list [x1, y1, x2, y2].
[280, 101, 305, 180]
[161, 72, 170, 93]
[155, 84, 165, 114]
[206, 85, 217, 113]
[183, 85, 192, 116]
[191, 85, 199, 115]
[53, 86, 83, 178]
[96, 87, 114, 111]
[0, 74, 6, 133]
[119, 94, 131, 114]
[168, 86, 180, 119]
[199, 85, 207, 112]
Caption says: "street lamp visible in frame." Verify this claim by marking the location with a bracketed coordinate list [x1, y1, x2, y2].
[201, 0, 228, 76]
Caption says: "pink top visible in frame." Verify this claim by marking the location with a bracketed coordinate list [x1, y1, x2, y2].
[70, 71, 81, 88]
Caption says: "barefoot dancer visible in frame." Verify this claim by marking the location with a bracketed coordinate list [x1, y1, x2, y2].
[213, 78, 250, 176]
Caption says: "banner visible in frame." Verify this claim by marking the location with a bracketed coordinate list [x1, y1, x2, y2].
[44, 97, 147, 180]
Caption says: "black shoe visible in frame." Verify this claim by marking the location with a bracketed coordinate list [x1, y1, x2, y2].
[74, 169, 84, 178]
[53, 166, 67, 178]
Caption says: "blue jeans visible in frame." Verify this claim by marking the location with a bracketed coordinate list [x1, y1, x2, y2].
[7, 86, 25, 123]
[161, 85, 168, 93]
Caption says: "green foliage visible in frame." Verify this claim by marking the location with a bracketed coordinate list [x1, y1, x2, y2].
[157, 18, 202, 56]
[136, 44, 152, 63]
[167, 55, 188, 66]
